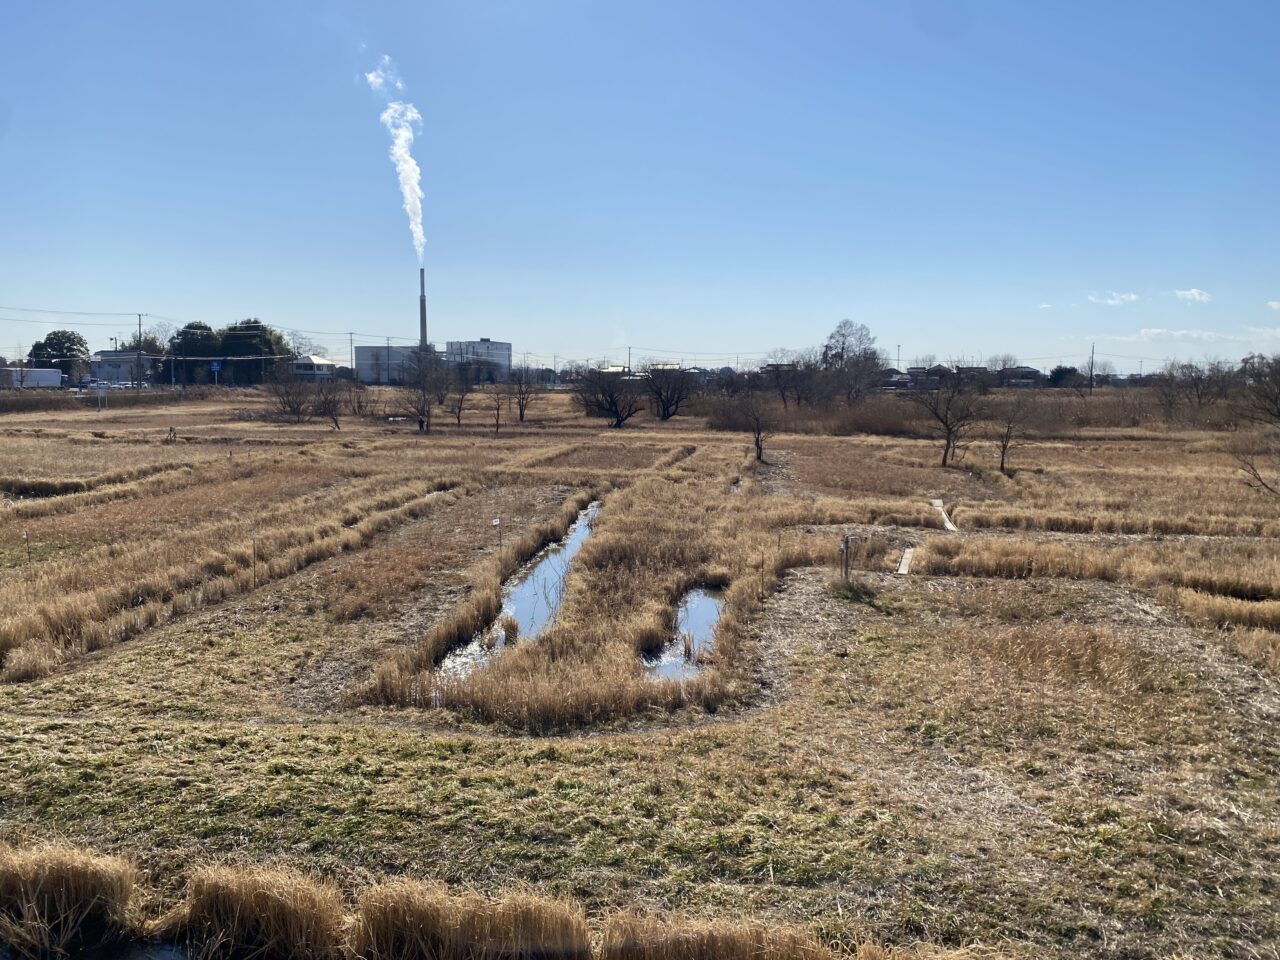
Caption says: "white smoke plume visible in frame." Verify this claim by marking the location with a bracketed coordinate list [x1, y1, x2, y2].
[368, 54, 424, 263]
[364, 54, 404, 93]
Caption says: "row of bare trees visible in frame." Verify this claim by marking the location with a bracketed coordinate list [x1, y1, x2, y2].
[573, 365, 698, 427]
[264, 354, 548, 435]
[396, 354, 546, 434]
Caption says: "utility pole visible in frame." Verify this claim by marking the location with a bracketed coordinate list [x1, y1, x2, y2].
[385, 336, 391, 386]
[136, 313, 144, 393]
[897, 344, 901, 370]
[349, 333, 354, 379]
[627, 346, 632, 373]
[1089, 341, 1096, 395]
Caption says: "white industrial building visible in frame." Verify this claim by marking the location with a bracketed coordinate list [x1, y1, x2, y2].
[446, 338, 512, 374]
[354, 339, 512, 384]
[353, 345, 436, 385]
[90, 350, 143, 384]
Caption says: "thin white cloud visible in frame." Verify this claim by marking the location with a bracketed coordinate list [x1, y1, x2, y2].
[1100, 328, 1243, 344]
[1088, 291, 1139, 306]
[1267, 301, 1280, 312]
[364, 54, 403, 93]
[1175, 288, 1212, 303]
[1038, 303, 1053, 309]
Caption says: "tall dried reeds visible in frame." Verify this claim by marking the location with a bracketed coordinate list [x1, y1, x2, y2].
[351, 881, 590, 960]
[153, 865, 346, 960]
[0, 844, 139, 958]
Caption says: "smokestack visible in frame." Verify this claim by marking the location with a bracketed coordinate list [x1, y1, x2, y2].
[418, 267, 427, 351]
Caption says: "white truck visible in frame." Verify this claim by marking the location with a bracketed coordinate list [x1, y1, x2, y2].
[0, 367, 63, 388]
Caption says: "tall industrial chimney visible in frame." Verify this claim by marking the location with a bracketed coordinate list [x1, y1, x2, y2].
[418, 267, 428, 352]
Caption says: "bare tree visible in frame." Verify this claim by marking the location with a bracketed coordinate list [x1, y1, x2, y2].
[489, 388, 504, 434]
[988, 353, 1019, 377]
[735, 390, 772, 462]
[644, 365, 695, 420]
[821, 320, 882, 405]
[1233, 354, 1280, 497]
[312, 378, 343, 430]
[398, 350, 437, 433]
[991, 395, 1031, 475]
[1239, 355, 1280, 424]
[906, 371, 982, 467]
[574, 368, 644, 428]
[265, 367, 313, 423]
[507, 365, 543, 422]
[344, 383, 376, 418]
[446, 363, 473, 427]
[762, 349, 797, 409]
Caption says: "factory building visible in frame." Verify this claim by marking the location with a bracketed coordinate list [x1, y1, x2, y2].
[446, 338, 512, 374]
[353, 345, 437, 385]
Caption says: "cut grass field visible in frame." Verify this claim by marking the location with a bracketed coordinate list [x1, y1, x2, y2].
[1, 390, 1277, 958]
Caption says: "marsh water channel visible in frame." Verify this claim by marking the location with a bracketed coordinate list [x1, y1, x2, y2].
[439, 501, 601, 677]
[645, 587, 725, 681]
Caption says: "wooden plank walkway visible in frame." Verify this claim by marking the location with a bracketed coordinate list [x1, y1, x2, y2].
[929, 498, 959, 532]
[896, 546, 915, 575]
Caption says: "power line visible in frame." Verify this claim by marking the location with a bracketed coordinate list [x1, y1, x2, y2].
[0, 314, 137, 328]
[0, 304, 137, 317]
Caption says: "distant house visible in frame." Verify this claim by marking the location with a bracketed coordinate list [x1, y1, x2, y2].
[290, 355, 336, 379]
[998, 365, 1042, 387]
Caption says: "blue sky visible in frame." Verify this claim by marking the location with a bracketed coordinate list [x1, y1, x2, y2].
[1, 0, 1277, 371]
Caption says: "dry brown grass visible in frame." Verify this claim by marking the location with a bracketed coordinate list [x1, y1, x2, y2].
[351, 880, 590, 960]
[601, 911, 835, 960]
[0, 844, 138, 957]
[913, 539, 1120, 581]
[1222, 627, 1280, 672]
[0, 460, 187, 497]
[1169, 587, 1280, 632]
[915, 539, 1280, 676]
[955, 623, 1159, 696]
[0, 471, 461, 677]
[154, 865, 346, 960]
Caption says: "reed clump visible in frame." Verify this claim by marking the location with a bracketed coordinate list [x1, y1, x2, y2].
[1170, 587, 1280, 632]
[0, 843, 984, 960]
[154, 865, 346, 960]
[0, 844, 139, 958]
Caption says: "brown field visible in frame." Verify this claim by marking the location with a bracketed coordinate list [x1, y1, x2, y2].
[1, 389, 1277, 958]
